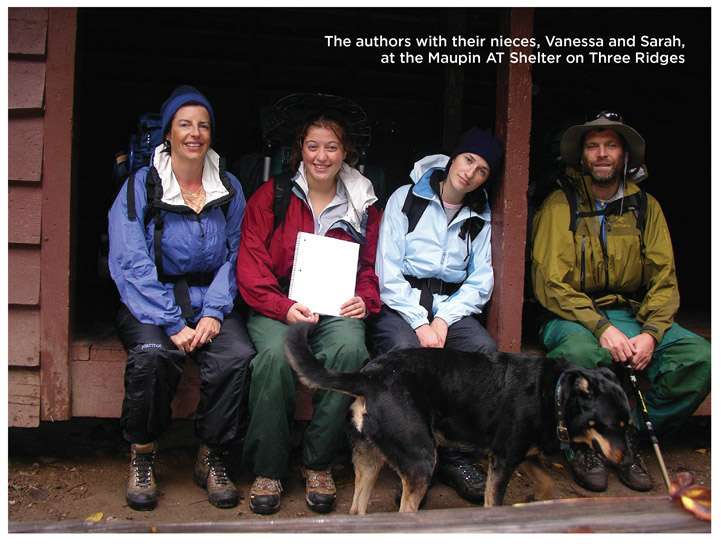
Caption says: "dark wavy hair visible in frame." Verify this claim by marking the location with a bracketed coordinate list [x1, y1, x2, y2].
[290, 112, 360, 173]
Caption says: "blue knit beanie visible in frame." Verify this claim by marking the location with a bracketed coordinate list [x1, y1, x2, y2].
[445, 127, 504, 177]
[160, 85, 215, 137]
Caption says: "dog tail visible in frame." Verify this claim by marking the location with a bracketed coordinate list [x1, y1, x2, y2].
[283, 321, 369, 397]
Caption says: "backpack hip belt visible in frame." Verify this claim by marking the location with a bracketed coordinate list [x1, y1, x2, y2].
[159, 272, 216, 321]
[404, 275, 463, 322]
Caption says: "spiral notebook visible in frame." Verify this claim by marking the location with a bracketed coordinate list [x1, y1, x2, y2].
[288, 232, 360, 316]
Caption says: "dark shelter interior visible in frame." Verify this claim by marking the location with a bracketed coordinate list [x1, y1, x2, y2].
[71, 7, 710, 337]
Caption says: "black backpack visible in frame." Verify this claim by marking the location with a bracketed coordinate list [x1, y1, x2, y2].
[401, 185, 485, 242]
[560, 176, 647, 234]
[99, 113, 165, 279]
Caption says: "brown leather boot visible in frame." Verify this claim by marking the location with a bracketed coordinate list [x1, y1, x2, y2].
[126, 442, 158, 511]
[617, 428, 654, 491]
[569, 445, 608, 492]
[193, 444, 239, 508]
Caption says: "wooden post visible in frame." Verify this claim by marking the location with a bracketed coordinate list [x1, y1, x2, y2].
[40, 7, 77, 421]
[487, 7, 534, 352]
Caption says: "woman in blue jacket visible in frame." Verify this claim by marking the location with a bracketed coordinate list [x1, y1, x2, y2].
[108, 85, 254, 511]
[370, 127, 504, 505]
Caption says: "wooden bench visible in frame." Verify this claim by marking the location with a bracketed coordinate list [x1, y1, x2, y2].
[71, 327, 709, 421]
[70, 328, 315, 421]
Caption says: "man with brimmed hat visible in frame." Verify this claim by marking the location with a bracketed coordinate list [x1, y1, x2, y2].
[530, 111, 710, 494]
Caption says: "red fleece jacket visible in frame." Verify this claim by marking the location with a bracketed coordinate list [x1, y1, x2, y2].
[236, 178, 381, 321]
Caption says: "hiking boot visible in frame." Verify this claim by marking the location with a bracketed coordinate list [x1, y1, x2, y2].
[301, 466, 337, 513]
[436, 452, 485, 504]
[249, 476, 282, 515]
[193, 444, 239, 508]
[570, 446, 608, 492]
[126, 442, 158, 511]
[617, 428, 653, 492]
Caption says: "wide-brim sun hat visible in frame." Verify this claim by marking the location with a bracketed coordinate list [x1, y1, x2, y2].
[560, 112, 645, 169]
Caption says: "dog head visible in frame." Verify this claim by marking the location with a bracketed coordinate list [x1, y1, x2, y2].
[560, 367, 633, 467]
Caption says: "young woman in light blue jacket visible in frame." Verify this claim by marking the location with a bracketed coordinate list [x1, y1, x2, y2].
[369, 127, 504, 505]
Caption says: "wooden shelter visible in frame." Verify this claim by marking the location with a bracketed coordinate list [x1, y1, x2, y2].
[7, 7, 710, 427]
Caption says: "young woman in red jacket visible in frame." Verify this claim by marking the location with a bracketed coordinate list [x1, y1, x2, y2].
[236, 112, 380, 515]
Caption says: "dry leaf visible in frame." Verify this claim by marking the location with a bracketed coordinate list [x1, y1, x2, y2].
[669, 472, 710, 522]
[85, 512, 104, 522]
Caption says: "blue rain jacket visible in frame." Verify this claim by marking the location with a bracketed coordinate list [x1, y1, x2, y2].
[108, 146, 246, 336]
[376, 154, 494, 329]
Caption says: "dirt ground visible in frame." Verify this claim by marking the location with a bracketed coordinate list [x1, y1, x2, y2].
[7, 414, 711, 530]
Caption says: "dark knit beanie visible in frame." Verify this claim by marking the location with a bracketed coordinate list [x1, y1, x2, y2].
[160, 85, 215, 136]
[445, 127, 504, 177]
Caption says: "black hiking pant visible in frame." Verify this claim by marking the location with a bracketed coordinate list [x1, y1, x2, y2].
[116, 304, 255, 453]
[368, 304, 498, 357]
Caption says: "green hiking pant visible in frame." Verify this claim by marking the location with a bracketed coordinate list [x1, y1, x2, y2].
[540, 310, 711, 434]
[242, 312, 369, 479]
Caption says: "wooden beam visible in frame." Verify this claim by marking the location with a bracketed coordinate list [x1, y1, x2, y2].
[488, 7, 534, 352]
[39, 8, 77, 421]
[8, 496, 710, 533]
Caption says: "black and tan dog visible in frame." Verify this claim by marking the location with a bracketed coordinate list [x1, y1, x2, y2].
[284, 322, 634, 514]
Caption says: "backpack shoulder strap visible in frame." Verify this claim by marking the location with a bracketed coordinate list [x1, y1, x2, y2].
[126, 169, 142, 221]
[459, 217, 486, 241]
[142, 168, 162, 228]
[401, 185, 430, 234]
[633, 188, 647, 234]
[273, 172, 294, 231]
[560, 178, 582, 232]
[217, 157, 234, 221]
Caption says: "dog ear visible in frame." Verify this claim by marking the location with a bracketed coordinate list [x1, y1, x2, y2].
[595, 367, 619, 384]
[574, 374, 591, 396]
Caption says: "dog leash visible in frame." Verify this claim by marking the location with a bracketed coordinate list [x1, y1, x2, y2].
[554, 373, 574, 462]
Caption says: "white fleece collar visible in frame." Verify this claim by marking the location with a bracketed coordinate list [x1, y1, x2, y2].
[152, 145, 228, 207]
[293, 161, 377, 232]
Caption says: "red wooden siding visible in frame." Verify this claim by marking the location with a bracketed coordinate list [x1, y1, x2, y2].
[8, 60, 46, 110]
[8, 247, 41, 305]
[7, 8, 48, 56]
[39, 8, 77, 422]
[7, 117, 45, 182]
[8, 185, 43, 244]
[7, 7, 77, 427]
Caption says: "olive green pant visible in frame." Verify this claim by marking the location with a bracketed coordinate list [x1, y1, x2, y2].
[541, 310, 711, 434]
[241, 312, 369, 479]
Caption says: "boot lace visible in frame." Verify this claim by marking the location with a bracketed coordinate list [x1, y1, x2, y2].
[583, 449, 605, 471]
[454, 463, 484, 486]
[251, 477, 283, 494]
[205, 453, 231, 486]
[303, 467, 336, 492]
[131, 452, 155, 488]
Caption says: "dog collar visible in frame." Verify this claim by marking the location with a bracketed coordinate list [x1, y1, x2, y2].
[555, 373, 574, 461]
